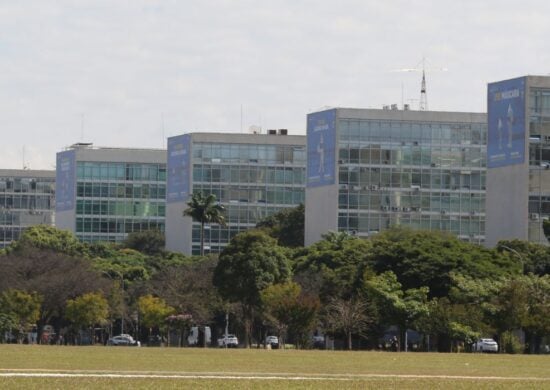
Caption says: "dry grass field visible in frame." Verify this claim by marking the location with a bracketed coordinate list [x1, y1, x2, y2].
[0, 345, 549, 389]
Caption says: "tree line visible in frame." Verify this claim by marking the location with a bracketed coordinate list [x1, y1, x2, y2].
[0, 200, 548, 353]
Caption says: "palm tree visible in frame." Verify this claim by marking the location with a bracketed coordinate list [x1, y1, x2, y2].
[183, 192, 226, 256]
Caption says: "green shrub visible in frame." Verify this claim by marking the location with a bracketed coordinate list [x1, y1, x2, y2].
[501, 331, 523, 354]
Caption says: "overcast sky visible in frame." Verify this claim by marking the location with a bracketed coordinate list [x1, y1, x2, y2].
[1, 0, 549, 169]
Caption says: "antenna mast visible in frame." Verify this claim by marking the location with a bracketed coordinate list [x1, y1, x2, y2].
[391, 57, 446, 111]
[420, 68, 428, 111]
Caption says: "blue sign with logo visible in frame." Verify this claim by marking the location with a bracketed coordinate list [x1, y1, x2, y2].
[167, 134, 191, 203]
[55, 150, 76, 211]
[487, 77, 526, 168]
[307, 109, 337, 187]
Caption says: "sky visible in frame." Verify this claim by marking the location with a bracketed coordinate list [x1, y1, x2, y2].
[1, 0, 550, 170]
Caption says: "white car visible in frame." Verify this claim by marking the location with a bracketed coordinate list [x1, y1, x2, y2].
[265, 335, 279, 349]
[473, 338, 498, 353]
[217, 334, 239, 348]
[107, 334, 140, 347]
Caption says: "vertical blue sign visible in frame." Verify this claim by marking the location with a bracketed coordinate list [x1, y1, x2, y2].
[55, 150, 76, 211]
[307, 109, 337, 187]
[167, 134, 191, 203]
[487, 77, 526, 168]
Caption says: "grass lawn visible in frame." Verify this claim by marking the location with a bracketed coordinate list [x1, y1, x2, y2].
[0, 345, 549, 389]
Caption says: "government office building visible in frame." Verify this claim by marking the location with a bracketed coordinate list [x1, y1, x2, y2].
[486, 75, 550, 246]
[55, 144, 166, 243]
[0, 169, 56, 248]
[305, 107, 487, 246]
[165, 132, 306, 255]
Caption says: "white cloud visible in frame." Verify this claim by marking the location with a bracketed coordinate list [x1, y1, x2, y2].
[1, 0, 550, 169]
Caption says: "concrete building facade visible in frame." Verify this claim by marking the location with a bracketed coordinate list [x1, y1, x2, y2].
[55, 144, 166, 243]
[0, 169, 56, 248]
[486, 76, 550, 246]
[165, 132, 305, 255]
[305, 107, 487, 246]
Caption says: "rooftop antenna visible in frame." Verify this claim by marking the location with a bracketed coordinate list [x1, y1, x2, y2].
[391, 57, 447, 111]
[420, 61, 427, 110]
[240, 104, 243, 133]
[22, 146, 28, 170]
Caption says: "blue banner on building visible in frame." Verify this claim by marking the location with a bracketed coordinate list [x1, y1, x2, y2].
[55, 150, 76, 211]
[167, 134, 191, 203]
[487, 77, 526, 168]
[307, 109, 337, 187]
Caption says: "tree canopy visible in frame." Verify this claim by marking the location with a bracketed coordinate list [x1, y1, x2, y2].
[367, 228, 517, 297]
[256, 204, 305, 247]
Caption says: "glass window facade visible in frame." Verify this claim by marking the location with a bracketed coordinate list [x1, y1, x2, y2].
[0, 172, 55, 248]
[75, 162, 166, 243]
[528, 88, 550, 242]
[336, 117, 487, 244]
[190, 142, 305, 254]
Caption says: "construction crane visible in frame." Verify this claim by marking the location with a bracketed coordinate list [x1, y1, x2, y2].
[392, 58, 447, 111]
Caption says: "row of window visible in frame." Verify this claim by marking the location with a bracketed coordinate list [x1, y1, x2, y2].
[76, 234, 119, 243]
[192, 143, 306, 164]
[76, 218, 164, 235]
[338, 120, 486, 145]
[76, 182, 166, 199]
[193, 185, 304, 206]
[191, 224, 251, 243]
[338, 214, 485, 236]
[339, 167, 485, 191]
[0, 194, 54, 210]
[0, 227, 25, 248]
[77, 162, 167, 182]
[0, 210, 53, 225]
[339, 192, 485, 212]
[338, 144, 486, 168]
[528, 195, 550, 214]
[76, 200, 165, 217]
[0, 178, 55, 194]
[193, 165, 305, 185]
[190, 203, 300, 254]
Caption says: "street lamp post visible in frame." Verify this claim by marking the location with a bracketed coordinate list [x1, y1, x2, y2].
[499, 245, 525, 275]
[102, 270, 125, 335]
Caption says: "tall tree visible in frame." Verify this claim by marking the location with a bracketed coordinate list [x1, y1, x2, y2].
[367, 228, 516, 297]
[256, 204, 305, 247]
[65, 292, 109, 344]
[261, 282, 319, 348]
[364, 271, 430, 351]
[324, 297, 371, 350]
[213, 230, 290, 347]
[137, 295, 175, 338]
[293, 232, 371, 301]
[183, 192, 226, 256]
[6, 225, 85, 256]
[0, 247, 109, 340]
[496, 239, 550, 276]
[122, 230, 165, 255]
[150, 258, 223, 325]
[0, 289, 42, 343]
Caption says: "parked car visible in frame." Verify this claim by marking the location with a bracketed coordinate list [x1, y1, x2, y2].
[217, 334, 239, 348]
[265, 335, 279, 349]
[107, 334, 140, 347]
[473, 338, 498, 353]
[312, 335, 325, 349]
